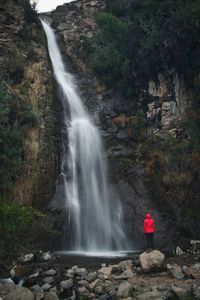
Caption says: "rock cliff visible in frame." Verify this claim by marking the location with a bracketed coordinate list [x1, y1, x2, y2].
[0, 0, 61, 208]
[46, 0, 200, 249]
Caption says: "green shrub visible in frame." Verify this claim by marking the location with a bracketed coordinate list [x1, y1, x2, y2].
[0, 199, 43, 258]
[0, 83, 39, 194]
[85, 1, 200, 95]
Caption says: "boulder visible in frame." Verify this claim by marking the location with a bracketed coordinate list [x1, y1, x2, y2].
[42, 252, 53, 261]
[86, 272, 97, 282]
[171, 283, 192, 299]
[20, 253, 34, 262]
[41, 283, 52, 292]
[78, 280, 89, 289]
[136, 290, 161, 300]
[60, 279, 73, 290]
[31, 285, 44, 300]
[120, 269, 135, 279]
[44, 292, 59, 300]
[77, 286, 89, 297]
[10, 264, 32, 279]
[94, 285, 106, 295]
[118, 260, 133, 271]
[65, 269, 75, 278]
[193, 283, 200, 299]
[43, 277, 54, 284]
[5, 287, 34, 300]
[29, 271, 40, 279]
[111, 264, 121, 274]
[139, 250, 165, 273]
[117, 282, 132, 298]
[98, 266, 112, 278]
[175, 246, 184, 256]
[89, 279, 103, 291]
[74, 267, 87, 277]
[184, 264, 200, 279]
[44, 269, 57, 276]
[167, 263, 184, 280]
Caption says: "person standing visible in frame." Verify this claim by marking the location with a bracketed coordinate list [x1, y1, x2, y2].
[144, 213, 155, 250]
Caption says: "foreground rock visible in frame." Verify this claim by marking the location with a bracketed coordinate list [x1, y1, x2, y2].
[1, 252, 200, 300]
[139, 250, 165, 273]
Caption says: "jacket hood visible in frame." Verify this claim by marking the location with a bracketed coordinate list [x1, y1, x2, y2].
[146, 213, 151, 219]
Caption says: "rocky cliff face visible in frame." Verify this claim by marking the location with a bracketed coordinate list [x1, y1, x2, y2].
[0, 0, 61, 208]
[43, 0, 189, 250]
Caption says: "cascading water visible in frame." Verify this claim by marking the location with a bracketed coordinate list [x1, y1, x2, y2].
[42, 20, 129, 253]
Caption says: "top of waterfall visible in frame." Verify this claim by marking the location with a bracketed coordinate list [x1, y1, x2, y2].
[31, 0, 75, 13]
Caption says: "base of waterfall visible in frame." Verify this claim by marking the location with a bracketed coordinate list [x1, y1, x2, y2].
[1, 248, 200, 300]
[55, 250, 135, 258]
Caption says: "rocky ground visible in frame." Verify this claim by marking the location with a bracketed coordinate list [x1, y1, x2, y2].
[0, 243, 200, 300]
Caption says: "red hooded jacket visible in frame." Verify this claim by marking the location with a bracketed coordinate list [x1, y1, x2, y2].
[144, 213, 155, 233]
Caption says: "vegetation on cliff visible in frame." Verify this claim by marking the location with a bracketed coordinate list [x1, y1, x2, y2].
[0, 199, 43, 259]
[82, 0, 200, 93]
[0, 0, 46, 258]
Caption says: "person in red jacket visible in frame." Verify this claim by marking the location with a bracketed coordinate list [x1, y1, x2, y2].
[144, 213, 155, 249]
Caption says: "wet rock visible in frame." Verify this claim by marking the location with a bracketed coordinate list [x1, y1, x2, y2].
[118, 260, 133, 271]
[44, 269, 57, 276]
[167, 263, 184, 280]
[120, 269, 135, 279]
[0, 282, 16, 298]
[139, 250, 165, 273]
[49, 287, 58, 293]
[193, 262, 200, 270]
[32, 285, 44, 300]
[104, 280, 114, 293]
[175, 246, 184, 256]
[42, 252, 53, 261]
[29, 271, 40, 279]
[10, 264, 33, 280]
[89, 279, 103, 291]
[78, 280, 89, 289]
[5, 287, 34, 300]
[94, 285, 106, 295]
[111, 264, 121, 275]
[65, 269, 75, 278]
[60, 279, 73, 290]
[74, 267, 87, 277]
[44, 292, 59, 300]
[41, 283, 52, 292]
[171, 283, 192, 299]
[98, 295, 109, 300]
[88, 293, 96, 299]
[86, 271, 97, 282]
[117, 282, 132, 298]
[19, 253, 34, 262]
[98, 272, 105, 280]
[193, 283, 200, 299]
[43, 277, 54, 284]
[184, 263, 200, 279]
[77, 286, 90, 297]
[98, 266, 112, 278]
[136, 290, 161, 300]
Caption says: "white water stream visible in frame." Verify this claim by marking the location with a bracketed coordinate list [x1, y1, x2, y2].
[42, 20, 128, 253]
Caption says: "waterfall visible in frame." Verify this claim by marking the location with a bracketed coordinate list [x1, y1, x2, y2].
[42, 20, 128, 253]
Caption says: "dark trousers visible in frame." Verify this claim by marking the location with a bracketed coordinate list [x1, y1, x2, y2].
[145, 233, 154, 249]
